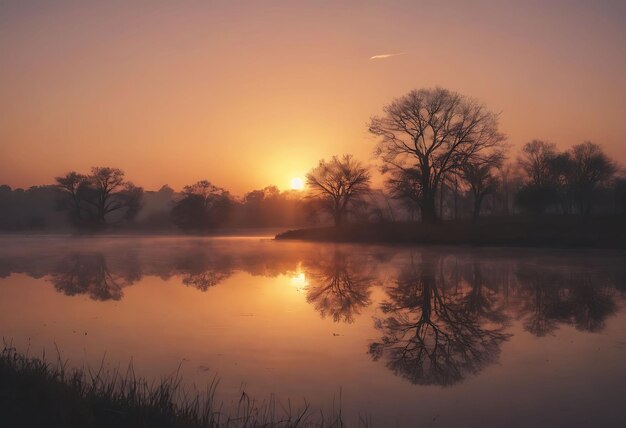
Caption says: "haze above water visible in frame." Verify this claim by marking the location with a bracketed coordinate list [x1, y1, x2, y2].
[1, 235, 625, 427]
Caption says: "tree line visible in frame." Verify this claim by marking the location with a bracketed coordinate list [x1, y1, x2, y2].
[308, 87, 624, 226]
[1, 86, 625, 231]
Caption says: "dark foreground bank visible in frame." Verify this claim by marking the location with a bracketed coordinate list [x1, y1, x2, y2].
[0, 347, 345, 428]
[275, 216, 626, 248]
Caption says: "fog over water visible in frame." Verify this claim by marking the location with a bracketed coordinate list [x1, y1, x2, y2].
[1, 235, 625, 427]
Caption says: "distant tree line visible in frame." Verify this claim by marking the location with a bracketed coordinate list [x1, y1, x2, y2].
[1, 86, 625, 232]
[0, 178, 312, 232]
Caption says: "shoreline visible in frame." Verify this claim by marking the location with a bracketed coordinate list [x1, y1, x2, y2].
[275, 216, 626, 249]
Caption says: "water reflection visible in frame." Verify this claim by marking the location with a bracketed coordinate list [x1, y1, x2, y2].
[514, 265, 618, 335]
[369, 255, 510, 386]
[51, 253, 128, 301]
[173, 248, 233, 291]
[304, 249, 374, 323]
[0, 238, 624, 389]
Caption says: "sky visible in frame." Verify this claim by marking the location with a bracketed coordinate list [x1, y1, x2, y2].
[1, 0, 625, 194]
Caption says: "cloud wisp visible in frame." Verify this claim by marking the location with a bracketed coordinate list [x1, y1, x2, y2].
[369, 52, 406, 60]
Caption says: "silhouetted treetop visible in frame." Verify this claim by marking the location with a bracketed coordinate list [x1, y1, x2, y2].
[306, 154, 371, 227]
[55, 167, 143, 229]
[171, 180, 233, 231]
[370, 87, 506, 222]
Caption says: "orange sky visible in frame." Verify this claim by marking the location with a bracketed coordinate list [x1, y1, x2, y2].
[1, 1, 625, 194]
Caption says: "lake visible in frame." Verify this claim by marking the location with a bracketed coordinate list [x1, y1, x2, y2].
[1, 235, 625, 427]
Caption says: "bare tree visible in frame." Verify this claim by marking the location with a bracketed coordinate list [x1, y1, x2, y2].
[55, 171, 87, 224]
[459, 151, 505, 222]
[306, 154, 371, 227]
[569, 142, 617, 215]
[369, 87, 506, 222]
[517, 140, 617, 216]
[517, 140, 557, 186]
[55, 167, 143, 228]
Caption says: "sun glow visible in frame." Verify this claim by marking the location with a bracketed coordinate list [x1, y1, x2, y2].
[290, 271, 308, 292]
[290, 177, 304, 190]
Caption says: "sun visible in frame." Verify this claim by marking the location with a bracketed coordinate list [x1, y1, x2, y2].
[290, 177, 304, 190]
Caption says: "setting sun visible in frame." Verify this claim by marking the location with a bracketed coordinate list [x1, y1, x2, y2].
[2, 2, 626, 426]
[290, 177, 304, 190]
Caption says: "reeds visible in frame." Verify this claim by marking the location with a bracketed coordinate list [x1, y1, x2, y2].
[0, 342, 362, 427]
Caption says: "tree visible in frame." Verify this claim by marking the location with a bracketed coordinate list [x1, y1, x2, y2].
[55, 167, 143, 229]
[369, 88, 506, 222]
[459, 151, 504, 222]
[518, 140, 558, 186]
[569, 142, 617, 215]
[55, 171, 87, 225]
[171, 180, 232, 231]
[515, 140, 562, 214]
[516, 141, 617, 216]
[546, 152, 575, 214]
[306, 154, 371, 227]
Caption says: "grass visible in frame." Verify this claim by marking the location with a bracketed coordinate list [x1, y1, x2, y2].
[275, 215, 626, 248]
[0, 343, 359, 428]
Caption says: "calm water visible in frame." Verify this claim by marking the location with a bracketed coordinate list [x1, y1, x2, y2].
[1, 235, 625, 427]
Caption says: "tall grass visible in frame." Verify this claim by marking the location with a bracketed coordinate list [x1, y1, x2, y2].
[0, 343, 362, 427]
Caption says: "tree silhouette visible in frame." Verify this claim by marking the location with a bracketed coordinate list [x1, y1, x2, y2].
[304, 249, 373, 323]
[369, 254, 510, 386]
[459, 151, 505, 222]
[516, 140, 617, 215]
[568, 142, 617, 216]
[55, 167, 143, 229]
[54, 172, 88, 225]
[306, 154, 371, 227]
[171, 180, 232, 231]
[518, 140, 558, 186]
[369, 88, 505, 222]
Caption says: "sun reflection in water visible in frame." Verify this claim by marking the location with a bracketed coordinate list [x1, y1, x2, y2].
[290, 264, 308, 291]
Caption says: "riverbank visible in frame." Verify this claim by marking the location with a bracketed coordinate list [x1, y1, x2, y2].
[0, 346, 340, 428]
[275, 216, 626, 248]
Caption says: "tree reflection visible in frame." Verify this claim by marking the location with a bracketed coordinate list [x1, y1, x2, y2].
[567, 272, 617, 332]
[174, 250, 233, 291]
[369, 254, 510, 386]
[304, 249, 373, 323]
[0, 240, 621, 345]
[514, 266, 617, 335]
[50, 253, 129, 301]
[460, 262, 509, 325]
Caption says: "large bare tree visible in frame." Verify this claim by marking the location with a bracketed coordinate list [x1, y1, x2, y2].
[369, 88, 506, 222]
[306, 154, 371, 227]
[55, 167, 143, 228]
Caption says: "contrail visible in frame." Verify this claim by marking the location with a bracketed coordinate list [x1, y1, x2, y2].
[369, 52, 406, 60]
